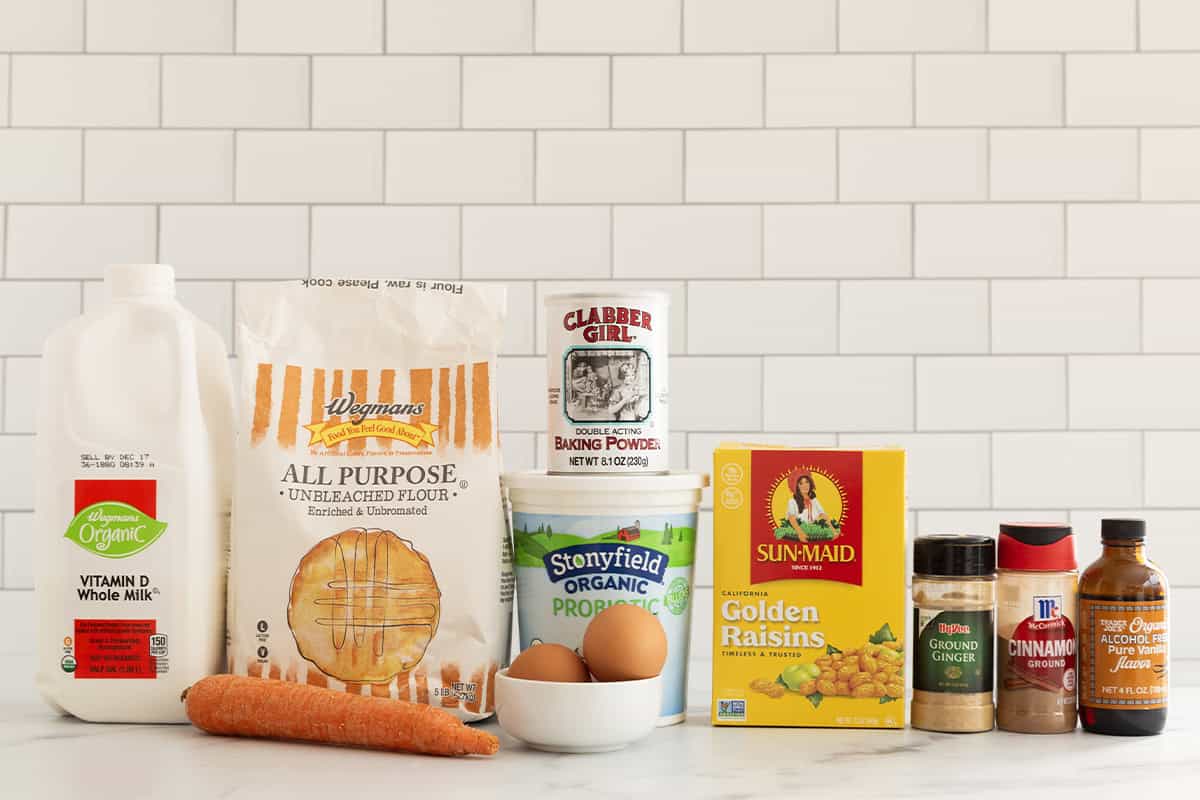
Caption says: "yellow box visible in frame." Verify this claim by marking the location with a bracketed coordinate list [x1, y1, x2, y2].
[711, 444, 907, 728]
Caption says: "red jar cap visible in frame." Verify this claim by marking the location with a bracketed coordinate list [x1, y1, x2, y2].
[997, 523, 1077, 571]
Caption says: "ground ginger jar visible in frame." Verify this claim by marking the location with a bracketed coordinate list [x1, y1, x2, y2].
[911, 535, 996, 733]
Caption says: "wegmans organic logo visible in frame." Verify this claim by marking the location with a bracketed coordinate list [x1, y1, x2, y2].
[303, 390, 438, 449]
[64, 501, 167, 559]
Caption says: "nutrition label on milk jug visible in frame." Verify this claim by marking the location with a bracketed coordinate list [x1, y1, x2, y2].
[545, 294, 670, 474]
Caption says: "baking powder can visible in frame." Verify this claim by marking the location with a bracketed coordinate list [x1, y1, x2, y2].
[545, 291, 669, 474]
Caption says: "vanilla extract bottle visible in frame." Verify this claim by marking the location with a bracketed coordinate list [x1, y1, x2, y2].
[1079, 519, 1168, 736]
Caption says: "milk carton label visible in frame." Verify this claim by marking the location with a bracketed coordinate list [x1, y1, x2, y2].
[513, 510, 696, 721]
[546, 295, 669, 474]
[54, 475, 174, 680]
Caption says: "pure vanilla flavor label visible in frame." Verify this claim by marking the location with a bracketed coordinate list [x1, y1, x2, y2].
[1080, 599, 1168, 710]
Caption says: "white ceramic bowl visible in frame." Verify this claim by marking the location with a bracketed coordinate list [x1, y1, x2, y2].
[494, 669, 663, 753]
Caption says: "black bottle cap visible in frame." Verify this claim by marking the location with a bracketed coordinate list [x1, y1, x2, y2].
[1101, 518, 1146, 541]
[914, 534, 996, 577]
[998, 522, 1073, 546]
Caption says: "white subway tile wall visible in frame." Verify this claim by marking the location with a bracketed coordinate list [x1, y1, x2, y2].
[1, 0, 1198, 678]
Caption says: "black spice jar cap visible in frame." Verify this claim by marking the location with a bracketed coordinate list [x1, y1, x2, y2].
[998, 522, 1073, 545]
[914, 534, 996, 577]
[1101, 518, 1146, 540]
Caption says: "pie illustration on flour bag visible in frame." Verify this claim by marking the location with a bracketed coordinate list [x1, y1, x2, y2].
[228, 278, 513, 720]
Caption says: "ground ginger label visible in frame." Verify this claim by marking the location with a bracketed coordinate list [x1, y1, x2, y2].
[711, 445, 906, 729]
[913, 609, 993, 693]
[1079, 599, 1168, 710]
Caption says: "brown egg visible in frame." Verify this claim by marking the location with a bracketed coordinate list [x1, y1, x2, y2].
[507, 643, 590, 683]
[582, 604, 668, 682]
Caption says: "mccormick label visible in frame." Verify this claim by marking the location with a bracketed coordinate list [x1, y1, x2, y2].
[1079, 599, 1168, 710]
[545, 293, 669, 474]
[1001, 594, 1077, 697]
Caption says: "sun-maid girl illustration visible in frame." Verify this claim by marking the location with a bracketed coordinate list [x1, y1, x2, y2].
[784, 473, 835, 541]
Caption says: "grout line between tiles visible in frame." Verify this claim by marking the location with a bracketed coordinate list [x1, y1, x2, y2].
[908, 203, 915, 276]
[911, 355, 917, 431]
[1060, 53, 1067, 127]
[1061, 201, 1075, 279]
[986, 279, 992, 352]
[983, 129, 991, 199]
[833, 129, 840, 201]
[306, 204, 313, 278]
[1140, 430, 1147, 506]
[532, 131, 539, 202]
[6, 124, 1200, 133]
[756, 205, 764, 277]
[79, 130, 86, 203]
[607, 55, 614, 128]
[983, 0, 990, 51]
[759, 54, 766, 127]
[13, 49, 1200, 57]
[157, 55, 163, 127]
[834, 0, 840, 53]
[759, 355, 766, 430]
[1136, 127, 1144, 201]
[1138, 278, 1145, 352]
[608, 205, 615, 277]
[1136, 0, 1143, 52]
[910, 54, 916, 127]
[458, 55, 465, 129]
[678, 0, 685, 52]
[11, 200, 1200, 208]
[681, 130, 688, 202]
[5, 55, 12, 127]
[230, 280, 238, 356]
[1064, 354, 1072, 429]
[457, 205, 464, 278]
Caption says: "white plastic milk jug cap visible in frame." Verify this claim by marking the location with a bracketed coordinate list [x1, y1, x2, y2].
[106, 264, 176, 300]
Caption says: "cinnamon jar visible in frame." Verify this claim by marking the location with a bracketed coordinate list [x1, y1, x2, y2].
[996, 523, 1078, 734]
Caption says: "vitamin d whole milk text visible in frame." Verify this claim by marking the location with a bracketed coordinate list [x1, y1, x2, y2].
[35, 264, 234, 723]
[546, 292, 668, 474]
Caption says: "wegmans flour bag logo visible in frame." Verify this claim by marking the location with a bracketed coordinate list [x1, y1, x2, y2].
[229, 278, 512, 721]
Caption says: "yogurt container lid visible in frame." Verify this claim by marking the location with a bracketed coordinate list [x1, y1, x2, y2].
[545, 290, 671, 302]
[503, 470, 708, 493]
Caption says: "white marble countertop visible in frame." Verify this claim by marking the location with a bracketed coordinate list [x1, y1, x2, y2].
[1, 653, 1195, 799]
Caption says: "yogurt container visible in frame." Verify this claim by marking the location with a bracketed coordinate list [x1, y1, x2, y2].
[545, 292, 669, 474]
[504, 471, 708, 725]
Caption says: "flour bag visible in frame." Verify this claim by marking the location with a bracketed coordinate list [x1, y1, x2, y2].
[229, 278, 512, 721]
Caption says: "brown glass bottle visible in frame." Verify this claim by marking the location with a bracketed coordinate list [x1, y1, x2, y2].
[1078, 519, 1168, 736]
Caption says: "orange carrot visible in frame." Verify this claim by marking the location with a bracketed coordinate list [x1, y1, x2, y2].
[183, 675, 498, 757]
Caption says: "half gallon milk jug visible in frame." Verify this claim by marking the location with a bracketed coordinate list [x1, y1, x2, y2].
[35, 264, 234, 722]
